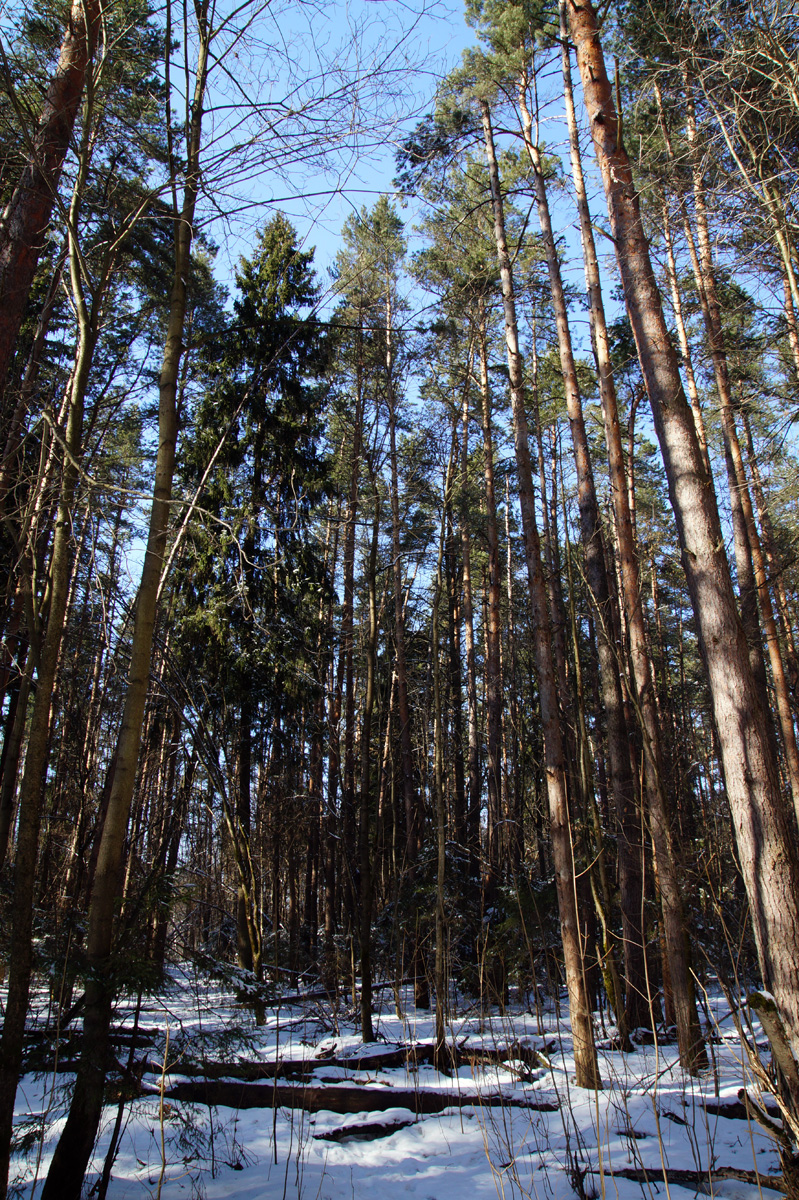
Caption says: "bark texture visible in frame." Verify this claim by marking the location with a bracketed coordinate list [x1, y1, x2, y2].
[481, 97, 600, 1090]
[0, 0, 100, 404]
[566, 0, 799, 1053]
[40, 12, 210, 1195]
[560, 9, 704, 1060]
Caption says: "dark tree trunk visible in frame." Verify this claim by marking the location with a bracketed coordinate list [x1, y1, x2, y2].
[477, 305, 502, 883]
[359, 493, 380, 1043]
[459, 365, 480, 862]
[0, 0, 100, 408]
[40, 15, 210, 1194]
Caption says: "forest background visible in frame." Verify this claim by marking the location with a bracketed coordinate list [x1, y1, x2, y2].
[3, 0, 799, 1195]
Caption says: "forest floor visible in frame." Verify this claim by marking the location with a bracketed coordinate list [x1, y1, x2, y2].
[7, 967, 786, 1199]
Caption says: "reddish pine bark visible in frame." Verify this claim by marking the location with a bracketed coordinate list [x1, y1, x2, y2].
[481, 97, 600, 1090]
[566, 0, 799, 1053]
[0, 0, 100, 402]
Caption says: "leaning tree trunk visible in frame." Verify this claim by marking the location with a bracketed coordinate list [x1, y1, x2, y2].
[481, 97, 600, 1090]
[680, 83, 799, 823]
[0, 0, 101, 411]
[566, 0, 799, 1054]
[660, 201, 710, 473]
[40, 12, 210, 1196]
[668, 85, 779, 763]
[0, 322, 91, 1198]
[0, 105, 105, 1188]
[741, 407, 799, 708]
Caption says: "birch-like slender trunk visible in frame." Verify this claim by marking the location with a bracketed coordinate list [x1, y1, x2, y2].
[460, 358, 480, 860]
[41, 10, 210, 1193]
[504, 478, 521, 878]
[342, 334, 364, 943]
[0, 81, 108, 1184]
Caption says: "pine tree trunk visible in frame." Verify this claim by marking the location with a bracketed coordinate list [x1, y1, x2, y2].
[477, 304, 502, 883]
[342, 338, 364, 946]
[324, 498, 343, 994]
[433, 437, 457, 1070]
[566, 0, 799, 1053]
[741, 408, 799, 706]
[460, 361, 480, 861]
[0, 0, 101, 406]
[678, 86, 799, 819]
[447, 505, 466, 848]
[504, 479, 522, 878]
[235, 700, 253, 974]
[659, 201, 710, 473]
[521, 69, 650, 1043]
[386, 292, 418, 865]
[560, 9, 696, 1047]
[359, 494, 379, 1043]
[782, 274, 799, 385]
[531, 350, 571, 726]
[0, 670, 29, 871]
[481, 97, 600, 1090]
[0, 247, 67, 510]
[672, 86, 777, 760]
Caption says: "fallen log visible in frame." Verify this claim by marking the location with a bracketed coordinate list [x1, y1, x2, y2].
[36, 1040, 536, 1083]
[22, 1026, 156, 1073]
[160, 1080, 560, 1115]
[139, 1038, 550, 1084]
[705, 1097, 782, 1122]
[141, 1058, 314, 1082]
[459, 1040, 551, 1071]
[24, 1025, 157, 1050]
[590, 1166, 786, 1195]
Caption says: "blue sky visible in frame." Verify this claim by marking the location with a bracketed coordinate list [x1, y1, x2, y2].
[195, 0, 480, 307]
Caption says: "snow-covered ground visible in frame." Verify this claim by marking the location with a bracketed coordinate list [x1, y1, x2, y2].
[9, 970, 784, 1199]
